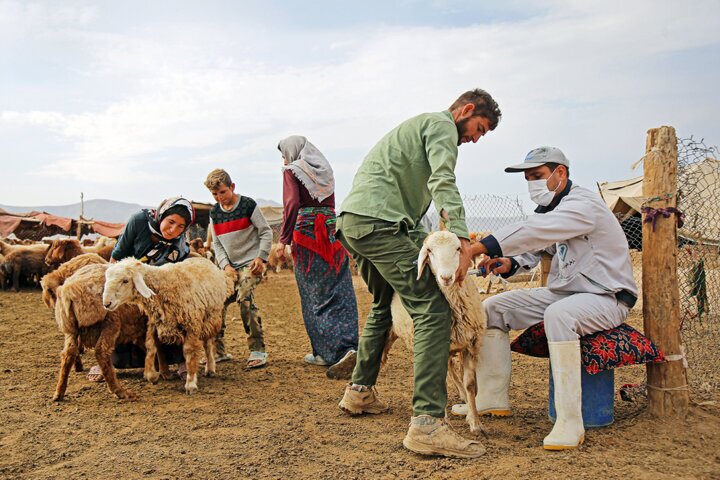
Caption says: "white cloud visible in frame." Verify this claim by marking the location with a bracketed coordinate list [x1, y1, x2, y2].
[0, 0, 718, 206]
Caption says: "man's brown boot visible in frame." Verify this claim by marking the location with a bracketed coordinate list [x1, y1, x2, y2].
[338, 384, 390, 415]
[402, 415, 486, 458]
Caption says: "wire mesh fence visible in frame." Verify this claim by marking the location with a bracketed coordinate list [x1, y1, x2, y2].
[677, 137, 720, 393]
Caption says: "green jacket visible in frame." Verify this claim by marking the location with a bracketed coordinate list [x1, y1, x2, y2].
[340, 110, 469, 239]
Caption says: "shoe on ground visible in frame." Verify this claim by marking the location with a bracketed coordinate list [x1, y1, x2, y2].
[338, 384, 390, 415]
[326, 350, 357, 380]
[199, 353, 233, 365]
[402, 415, 486, 458]
[303, 353, 330, 366]
[87, 365, 105, 383]
[246, 351, 267, 369]
[215, 353, 233, 363]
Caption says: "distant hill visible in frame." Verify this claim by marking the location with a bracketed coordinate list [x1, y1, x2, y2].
[0, 197, 282, 224]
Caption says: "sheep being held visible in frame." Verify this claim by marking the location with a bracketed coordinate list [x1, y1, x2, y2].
[102, 257, 236, 394]
[382, 230, 487, 435]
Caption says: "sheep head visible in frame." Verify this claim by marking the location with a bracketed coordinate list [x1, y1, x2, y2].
[40, 275, 59, 308]
[234, 267, 263, 301]
[417, 231, 461, 288]
[103, 258, 155, 311]
[44, 240, 67, 266]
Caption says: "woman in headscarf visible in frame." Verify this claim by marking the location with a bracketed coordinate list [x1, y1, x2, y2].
[87, 197, 195, 382]
[276, 136, 359, 380]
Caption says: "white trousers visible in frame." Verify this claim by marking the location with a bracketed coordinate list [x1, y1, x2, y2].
[485, 287, 630, 342]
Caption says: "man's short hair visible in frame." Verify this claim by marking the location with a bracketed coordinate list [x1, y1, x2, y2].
[449, 89, 502, 130]
[204, 169, 233, 190]
[546, 162, 570, 177]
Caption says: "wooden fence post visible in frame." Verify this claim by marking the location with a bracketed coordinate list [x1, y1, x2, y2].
[540, 252, 552, 287]
[642, 126, 689, 417]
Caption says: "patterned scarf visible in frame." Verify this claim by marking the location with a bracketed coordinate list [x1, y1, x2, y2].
[278, 136, 335, 202]
[144, 197, 194, 265]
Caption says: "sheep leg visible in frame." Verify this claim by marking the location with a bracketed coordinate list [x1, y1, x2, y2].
[154, 333, 173, 381]
[53, 333, 79, 401]
[143, 326, 161, 384]
[447, 355, 466, 402]
[380, 328, 399, 369]
[74, 341, 84, 372]
[95, 324, 136, 400]
[12, 265, 20, 292]
[462, 352, 486, 437]
[183, 335, 203, 394]
[204, 337, 216, 377]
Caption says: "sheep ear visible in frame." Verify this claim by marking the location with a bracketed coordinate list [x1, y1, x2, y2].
[417, 244, 429, 280]
[132, 271, 155, 298]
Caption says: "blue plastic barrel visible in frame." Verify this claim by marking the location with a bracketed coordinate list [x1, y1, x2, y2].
[548, 366, 615, 428]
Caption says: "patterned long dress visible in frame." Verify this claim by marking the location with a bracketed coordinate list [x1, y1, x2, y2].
[292, 207, 359, 364]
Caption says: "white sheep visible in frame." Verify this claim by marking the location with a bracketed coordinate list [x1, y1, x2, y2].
[102, 257, 237, 394]
[382, 230, 487, 435]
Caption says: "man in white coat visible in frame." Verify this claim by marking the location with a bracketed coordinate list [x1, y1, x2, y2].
[456, 146, 638, 450]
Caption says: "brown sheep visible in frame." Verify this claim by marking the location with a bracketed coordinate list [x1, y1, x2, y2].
[52, 263, 149, 401]
[190, 237, 214, 262]
[2, 248, 51, 291]
[41, 253, 107, 309]
[267, 243, 294, 274]
[45, 239, 113, 267]
[0, 253, 5, 290]
[0, 238, 48, 256]
[40, 253, 108, 373]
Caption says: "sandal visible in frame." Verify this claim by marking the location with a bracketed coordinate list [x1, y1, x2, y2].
[87, 365, 105, 383]
[303, 353, 330, 366]
[177, 362, 187, 381]
[246, 351, 267, 369]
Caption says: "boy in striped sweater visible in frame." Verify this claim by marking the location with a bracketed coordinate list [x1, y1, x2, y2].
[205, 168, 273, 368]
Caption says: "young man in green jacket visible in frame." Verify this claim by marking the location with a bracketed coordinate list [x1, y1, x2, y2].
[336, 89, 501, 458]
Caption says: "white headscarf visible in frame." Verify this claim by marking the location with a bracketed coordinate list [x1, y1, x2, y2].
[278, 136, 335, 202]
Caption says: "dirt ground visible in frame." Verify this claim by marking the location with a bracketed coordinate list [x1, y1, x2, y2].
[1, 272, 719, 480]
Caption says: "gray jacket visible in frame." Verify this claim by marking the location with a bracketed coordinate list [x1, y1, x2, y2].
[485, 184, 637, 297]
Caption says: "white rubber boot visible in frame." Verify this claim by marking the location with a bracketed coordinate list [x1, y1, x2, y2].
[451, 329, 512, 417]
[543, 340, 585, 450]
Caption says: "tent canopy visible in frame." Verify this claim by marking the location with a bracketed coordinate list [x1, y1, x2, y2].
[598, 158, 720, 245]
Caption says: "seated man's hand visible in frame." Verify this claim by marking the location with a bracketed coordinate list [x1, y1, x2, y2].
[454, 238, 473, 286]
[478, 256, 512, 277]
[249, 257, 266, 276]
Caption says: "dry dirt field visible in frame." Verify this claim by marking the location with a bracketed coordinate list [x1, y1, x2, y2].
[1, 272, 719, 480]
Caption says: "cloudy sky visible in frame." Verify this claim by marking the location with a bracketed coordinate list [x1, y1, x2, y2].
[1, 0, 718, 211]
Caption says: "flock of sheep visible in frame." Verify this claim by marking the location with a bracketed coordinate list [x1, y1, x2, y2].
[2, 231, 489, 438]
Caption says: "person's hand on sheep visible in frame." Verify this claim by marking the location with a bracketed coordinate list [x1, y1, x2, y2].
[224, 264, 239, 281]
[248, 257, 266, 276]
[454, 238, 473, 286]
[477, 256, 512, 276]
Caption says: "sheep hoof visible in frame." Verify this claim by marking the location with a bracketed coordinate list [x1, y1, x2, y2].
[185, 385, 198, 395]
[115, 389, 138, 401]
[144, 371, 161, 384]
[205, 370, 216, 378]
[159, 370, 174, 381]
[52, 393, 64, 402]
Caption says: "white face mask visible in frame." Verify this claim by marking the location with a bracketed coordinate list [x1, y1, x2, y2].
[527, 169, 560, 206]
